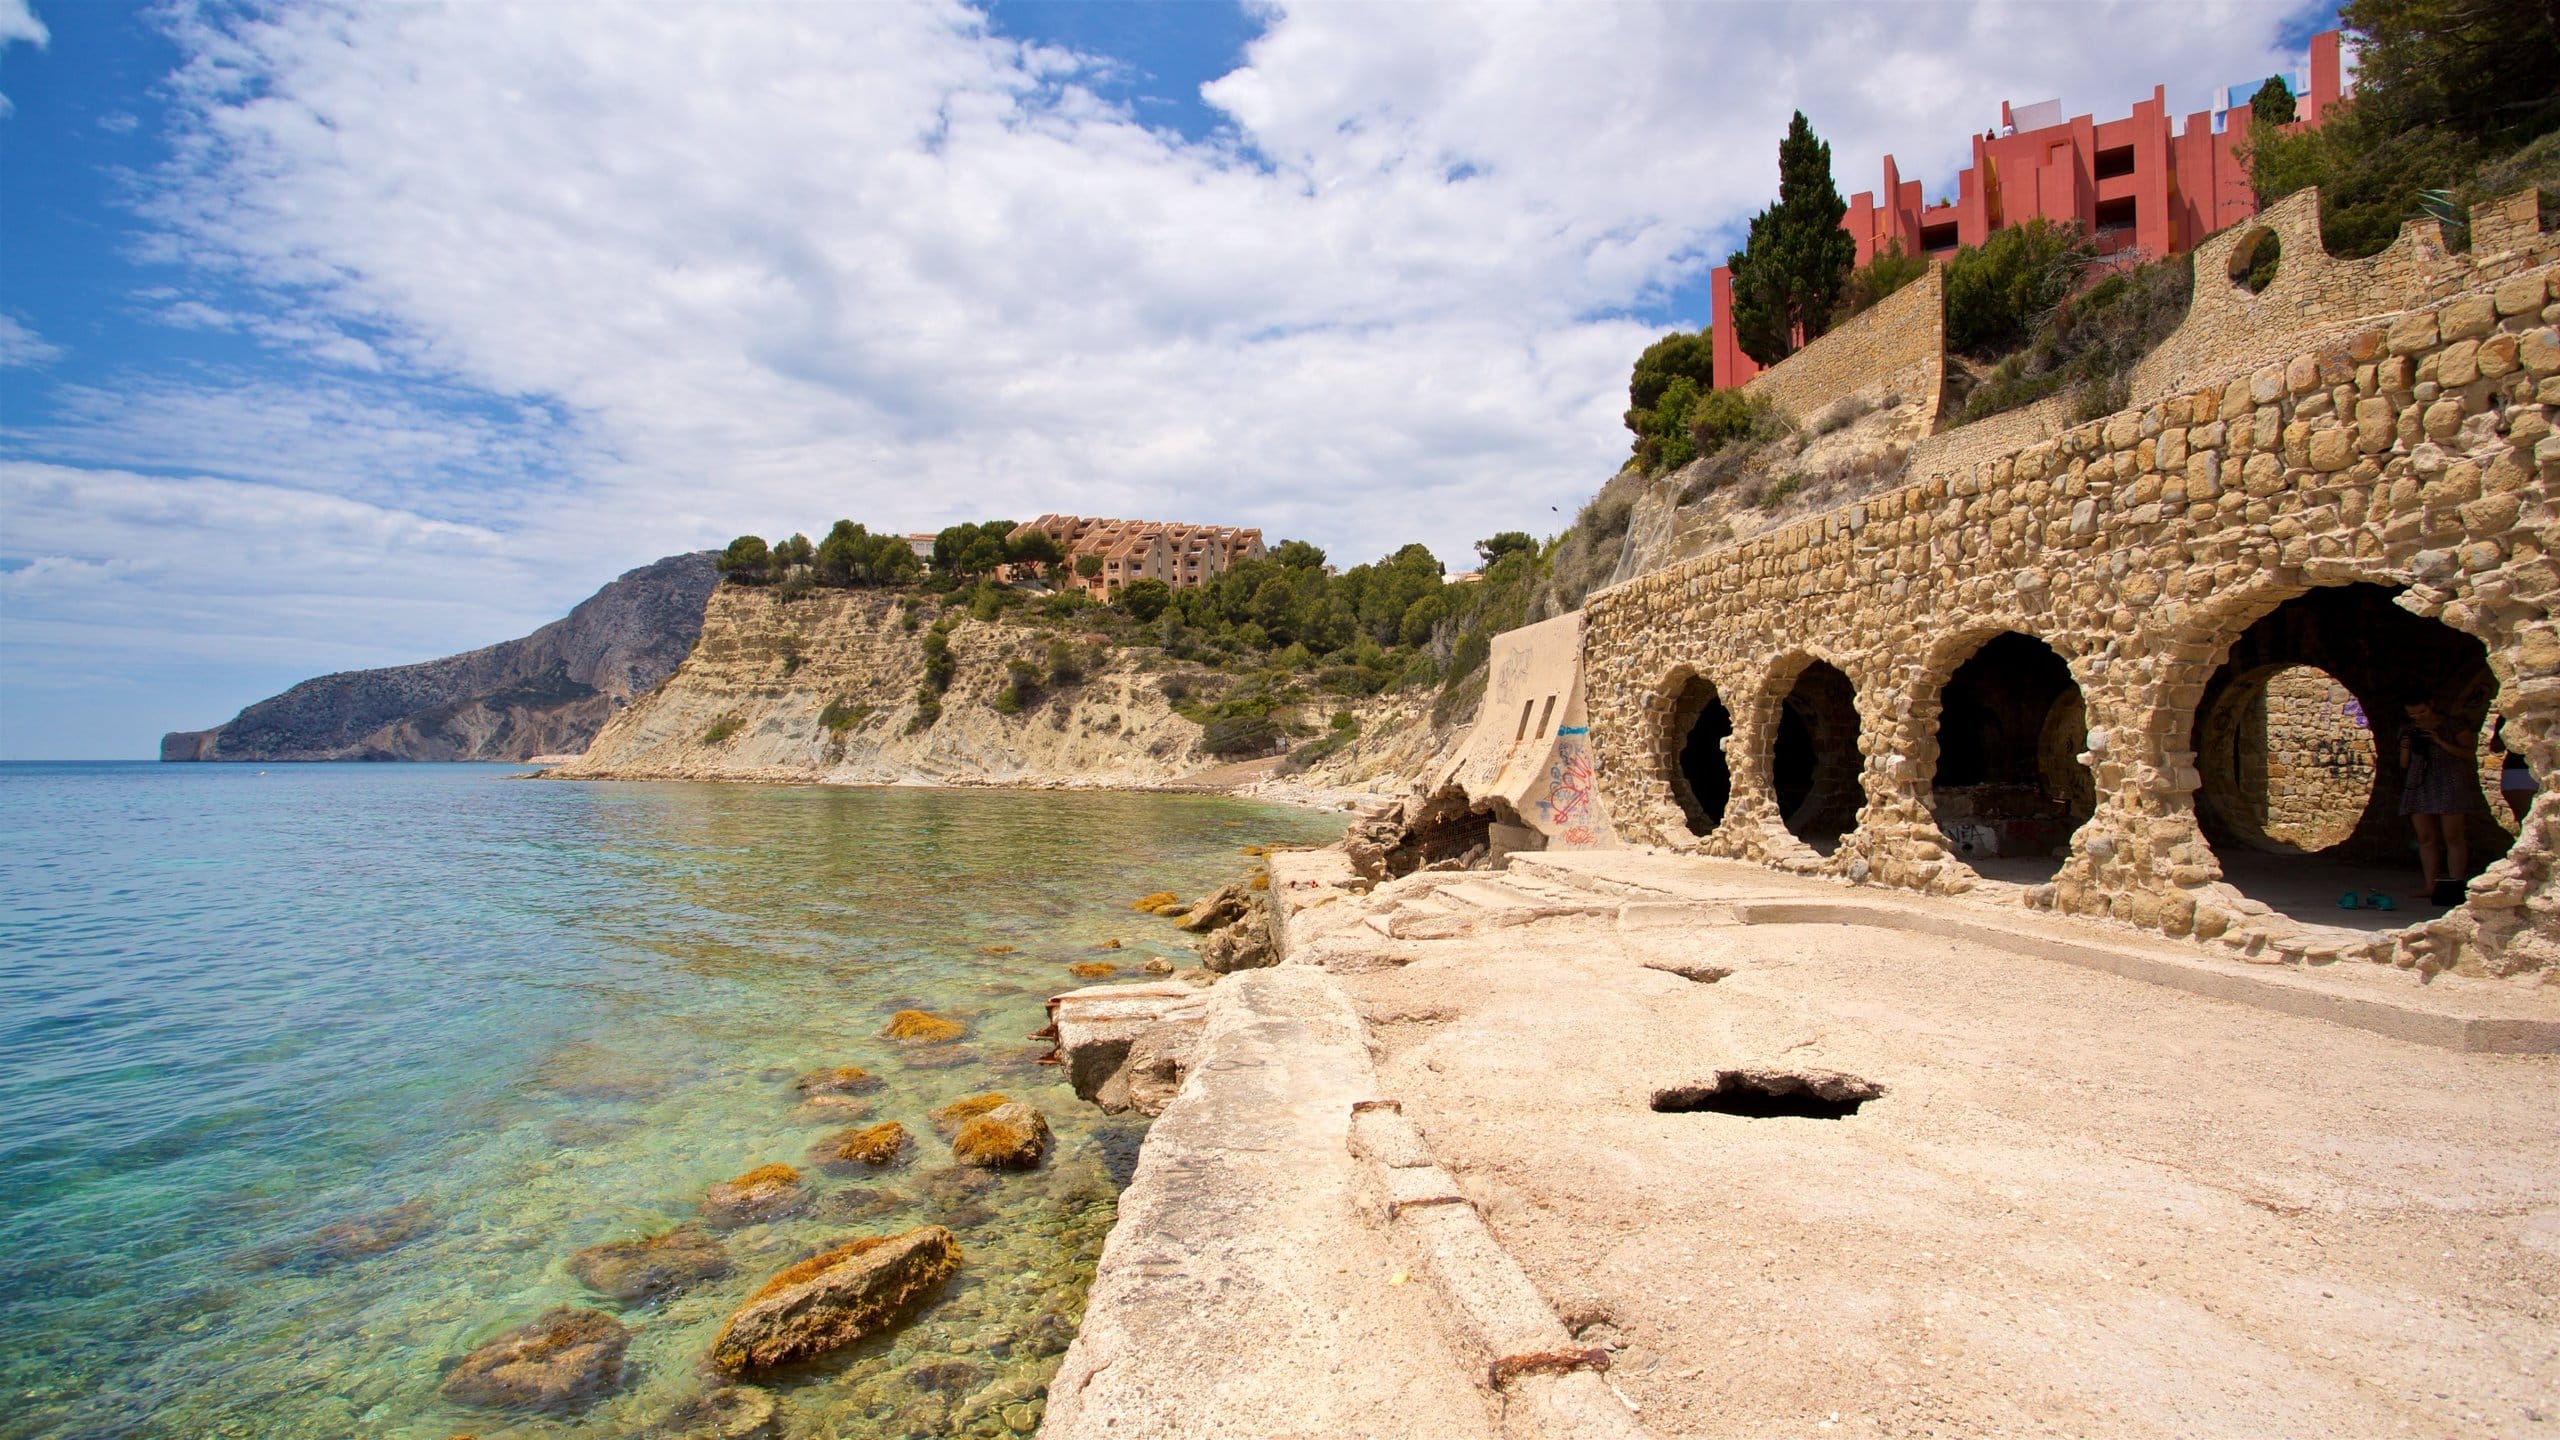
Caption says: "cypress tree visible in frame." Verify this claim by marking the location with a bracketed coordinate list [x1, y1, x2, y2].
[1726, 111, 1857, 368]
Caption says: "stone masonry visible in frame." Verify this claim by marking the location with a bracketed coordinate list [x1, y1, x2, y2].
[1582, 190, 2560, 979]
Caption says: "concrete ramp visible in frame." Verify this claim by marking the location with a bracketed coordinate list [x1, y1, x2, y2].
[1435, 610, 1615, 849]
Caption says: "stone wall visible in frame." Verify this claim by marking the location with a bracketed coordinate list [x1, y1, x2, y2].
[1581, 209, 2560, 978]
[2256, 666, 2375, 851]
[1742, 265, 1946, 430]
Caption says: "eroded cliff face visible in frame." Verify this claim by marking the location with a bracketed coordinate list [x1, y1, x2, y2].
[161, 552, 720, 762]
[555, 588, 1215, 785]
[555, 586, 1467, 792]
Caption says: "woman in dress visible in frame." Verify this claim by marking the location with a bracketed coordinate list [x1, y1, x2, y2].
[2398, 699, 2474, 904]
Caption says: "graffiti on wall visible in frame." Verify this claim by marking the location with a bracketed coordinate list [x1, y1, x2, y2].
[1538, 728, 1608, 847]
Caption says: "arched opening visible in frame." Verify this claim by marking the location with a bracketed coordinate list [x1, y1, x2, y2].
[2228, 225, 2280, 293]
[2193, 584, 2512, 930]
[1926, 632, 2094, 884]
[1666, 675, 1731, 837]
[1773, 661, 1864, 854]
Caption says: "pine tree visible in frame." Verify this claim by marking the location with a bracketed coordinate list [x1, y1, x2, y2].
[1726, 112, 1856, 368]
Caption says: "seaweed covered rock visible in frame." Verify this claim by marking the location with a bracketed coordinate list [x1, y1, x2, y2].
[1067, 960, 1117, 980]
[440, 1307, 630, 1411]
[791, 1066, 880, 1096]
[878, 1010, 966, 1045]
[1130, 891, 1180, 913]
[951, 1102, 1051, 1170]
[569, 1223, 730, 1303]
[926, 1092, 1012, 1138]
[811, 1122, 909, 1170]
[709, 1227, 962, 1376]
[700, 1164, 808, 1227]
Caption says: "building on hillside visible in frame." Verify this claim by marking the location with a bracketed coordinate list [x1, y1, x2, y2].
[1710, 30, 2347, 390]
[1009, 515, 1268, 598]
[903, 533, 937, 565]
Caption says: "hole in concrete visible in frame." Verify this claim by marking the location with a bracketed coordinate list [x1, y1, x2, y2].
[1927, 632, 2093, 883]
[1666, 675, 1732, 837]
[1640, 958, 1731, 984]
[1774, 661, 1865, 854]
[1651, 1069, 1881, 1119]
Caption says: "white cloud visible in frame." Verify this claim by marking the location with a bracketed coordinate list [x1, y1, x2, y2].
[8, 0, 2325, 754]
[0, 314, 60, 366]
[0, 0, 45, 119]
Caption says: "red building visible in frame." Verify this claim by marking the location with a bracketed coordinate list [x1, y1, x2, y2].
[1710, 31, 2346, 390]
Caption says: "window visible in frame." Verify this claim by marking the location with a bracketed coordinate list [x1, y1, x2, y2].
[1535, 695, 1557, 739]
[1919, 221, 1959, 253]
[2093, 144, 2135, 180]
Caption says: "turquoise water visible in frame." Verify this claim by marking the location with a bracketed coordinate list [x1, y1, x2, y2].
[0, 763, 1339, 1439]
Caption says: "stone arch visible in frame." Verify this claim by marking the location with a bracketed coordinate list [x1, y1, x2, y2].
[1759, 654, 1867, 856]
[2169, 581, 2513, 930]
[1913, 629, 2095, 882]
[1659, 670, 1733, 838]
[2228, 225, 2280, 293]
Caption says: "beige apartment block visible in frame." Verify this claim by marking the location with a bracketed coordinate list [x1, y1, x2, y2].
[1013, 515, 1267, 598]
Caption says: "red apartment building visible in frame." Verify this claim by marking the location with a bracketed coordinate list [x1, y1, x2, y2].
[1010, 515, 1269, 599]
[1709, 30, 2347, 390]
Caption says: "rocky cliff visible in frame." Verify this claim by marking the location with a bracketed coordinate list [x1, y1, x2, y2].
[161, 551, 720, 762]
[552, 585, 1456, 791]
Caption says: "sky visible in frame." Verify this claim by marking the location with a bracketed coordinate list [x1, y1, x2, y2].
[0, 0, 2339, 759]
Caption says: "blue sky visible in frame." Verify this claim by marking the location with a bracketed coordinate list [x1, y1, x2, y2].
[0, 0, 2334, 759]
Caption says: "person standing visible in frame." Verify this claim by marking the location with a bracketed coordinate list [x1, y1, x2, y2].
[2399, 699, 2474, 905]
[2490, 714, 2537, 826]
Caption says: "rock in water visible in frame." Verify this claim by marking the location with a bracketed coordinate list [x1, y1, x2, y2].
[701, 1164, 808, 1227]
[878, 1009, 966, 1044]
[925, 1092, 1012, 1138]
[709, 1227, 962, 1377]
[810, 1122, 908, 1170]
[791, 1065, 880, 1096]
[1199, 905, 1276, 973]
[440, 1308, 630, 1411]
[239, 1199, 439, 1270]
[1173, 884, 1248, 933]
[660, 1385, 778, 1440]
[1067, 960, 1117, 979]
[568, 1224, 730, 1303]
[951, 1103, 1051, 1170]
[1129, 891, 1180, 913]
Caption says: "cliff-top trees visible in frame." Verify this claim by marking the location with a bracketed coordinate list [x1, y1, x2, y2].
[1726, 112, 1856, 368]
[717, 535, 774, 583]
[1622, 330, 1713, 473]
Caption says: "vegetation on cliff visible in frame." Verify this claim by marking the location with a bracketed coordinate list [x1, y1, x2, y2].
[1725, 110, 1857, 368]
[2248, 0, 2559, 258]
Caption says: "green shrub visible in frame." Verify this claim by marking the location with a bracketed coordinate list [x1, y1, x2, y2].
[1757, 473, 1805, 511]
[920, 623, 956, 692]
[1953, 252, 2193, 426]
[1116, 578, 1172, 622]
[1045, 638, 1084, 685]
[716, 534, 773, 585]
[1943, 219, 2096, 356]
[1200, 713, 1282, 757]
[701, 716, 743, 745]
[1835, 239, 1928, 322]
[993, 657, 1041, 715]
[1687, 389, 1785, 454]
[906, 687, 942, 733]
[819, 698, 872, 735]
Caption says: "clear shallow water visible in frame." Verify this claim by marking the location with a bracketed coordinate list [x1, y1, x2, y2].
[0, 763, 1340, 1439]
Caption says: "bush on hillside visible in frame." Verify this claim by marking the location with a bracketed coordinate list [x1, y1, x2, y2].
[1834, 240, 1929, 323]
[1953, 251, 2194, 426]
[1944, 219, 2098, 356]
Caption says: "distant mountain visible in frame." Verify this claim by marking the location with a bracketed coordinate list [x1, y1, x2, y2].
[161, 552, 720, 762]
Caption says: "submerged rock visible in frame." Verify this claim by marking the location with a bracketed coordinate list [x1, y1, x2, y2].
[815, 1186, 911, 1222]
[926, 1092, 1012, 1138]
[811, 1122, 909, 1170]
[657, 1385, 778, 1440]
[879, 1010, 966, 1044]
[976, 944, 1017, 956]
[1129, 891, 1180, 913]
[440, 1307, 629, 1411]
[569, 1223, 730, 1303]
[532, 1041, 673, 1100]
[791, 1066, 881, 1096]
[787, 1094, 874, 1126]
[709, 1227, 962, 1376]
[253, 1200, 439, 1270]
[1141, 957, 1175, 975]
[1067, 961, 1117, 980]
[701, 1164, 808, 1227]
[951, 1103, 1051, 1171]
[1093, 938, 1123, 951]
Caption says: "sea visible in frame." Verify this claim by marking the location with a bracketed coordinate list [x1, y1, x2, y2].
[0, 762, 1342, 1440]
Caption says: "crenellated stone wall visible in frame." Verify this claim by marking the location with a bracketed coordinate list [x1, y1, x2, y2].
[1581, 211, 2560, 979]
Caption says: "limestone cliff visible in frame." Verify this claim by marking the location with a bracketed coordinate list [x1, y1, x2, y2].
[554, 585, 1460, 792]
[161, 552, 719, 762]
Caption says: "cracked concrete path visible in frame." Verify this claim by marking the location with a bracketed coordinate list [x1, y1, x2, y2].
[1333, 876, 2560, 1439]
